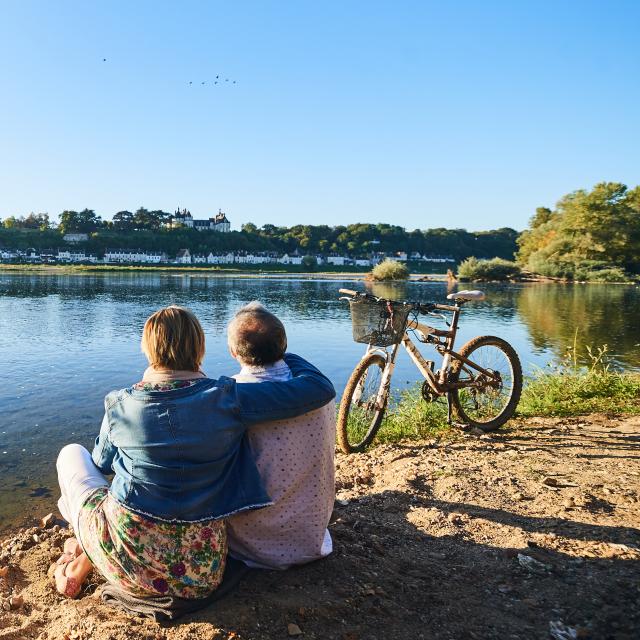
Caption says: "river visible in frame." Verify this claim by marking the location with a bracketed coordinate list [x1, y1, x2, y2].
[1, 273, 639, 530]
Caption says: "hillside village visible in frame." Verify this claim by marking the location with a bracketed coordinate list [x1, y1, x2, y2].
[0, 208, 458, 267]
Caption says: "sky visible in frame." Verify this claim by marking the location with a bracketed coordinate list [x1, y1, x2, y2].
[0, 1, 638, 232]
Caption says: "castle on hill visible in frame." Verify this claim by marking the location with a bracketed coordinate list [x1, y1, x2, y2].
[168, 208, 231, 232]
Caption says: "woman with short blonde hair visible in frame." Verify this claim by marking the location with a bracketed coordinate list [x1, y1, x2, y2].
[53, 305, 335, 605]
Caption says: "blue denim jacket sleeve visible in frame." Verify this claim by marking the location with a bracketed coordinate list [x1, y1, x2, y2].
[92, 400, 118, 474]
[236, 353, 336, 426]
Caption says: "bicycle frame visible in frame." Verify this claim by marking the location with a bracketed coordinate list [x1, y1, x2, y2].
[362, 303, 502, 409]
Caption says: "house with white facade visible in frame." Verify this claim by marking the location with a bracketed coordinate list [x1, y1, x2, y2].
[169, 208, 231, 232]
[103, 250, 166, 264]
[279, 253, 303, 265]
[175, 249, 192, 264]
[63, 233, 90, 243]
[206, 252, 235, 264]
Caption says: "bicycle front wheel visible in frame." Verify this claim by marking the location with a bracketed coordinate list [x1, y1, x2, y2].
[337, 353, 389, 454]
[450, 336, 522, 432]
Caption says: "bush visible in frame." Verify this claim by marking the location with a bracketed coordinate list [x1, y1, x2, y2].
[457, 257, 521, 281]
[586, 268, 631, 283]
[368, 259, 409, 281]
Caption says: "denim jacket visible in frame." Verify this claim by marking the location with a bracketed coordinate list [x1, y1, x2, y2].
[91, 353, 335, 522]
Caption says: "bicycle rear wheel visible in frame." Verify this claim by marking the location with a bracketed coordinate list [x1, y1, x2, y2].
[337, 353, 389, 454]
[450, 335, 522, 432]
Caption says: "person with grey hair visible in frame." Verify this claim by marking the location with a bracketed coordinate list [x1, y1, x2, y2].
[226, 302, 335, 569]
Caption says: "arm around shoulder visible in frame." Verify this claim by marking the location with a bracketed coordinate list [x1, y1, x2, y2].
[237, 353, 335, 426]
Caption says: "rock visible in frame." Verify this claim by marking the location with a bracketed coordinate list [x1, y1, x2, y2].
[2, 600, 10, 611]
[447, 512, 463, 525]
[563, 497, 576, 509]
[9, 594, 24, 609]
[335, 499, 349, 507]
[514, 492, 526, 501]
[0, 566, 8, 578]
[32, 534, 40, 543]
[40, 513, 56, 529]
[549, 620, 578, 639]
[517, 553, 550, 575]
[287, 622, 303, 636]
[542, 477, 560, 487]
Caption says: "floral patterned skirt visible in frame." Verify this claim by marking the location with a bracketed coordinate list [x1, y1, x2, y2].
[78, 489, 227, 599]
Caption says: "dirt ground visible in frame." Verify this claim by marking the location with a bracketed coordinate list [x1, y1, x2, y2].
[1, 414, 638, 640]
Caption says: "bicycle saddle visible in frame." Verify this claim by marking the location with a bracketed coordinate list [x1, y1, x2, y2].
[446, 290, 486, 301]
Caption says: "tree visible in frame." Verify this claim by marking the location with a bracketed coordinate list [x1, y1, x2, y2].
[301, 255, 317, 270]
[59, 209, 102, 234]
[112, 210, 135, 231]
[517, 182, 640, 278]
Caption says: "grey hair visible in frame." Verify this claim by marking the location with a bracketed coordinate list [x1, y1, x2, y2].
[227, 301, 287, 366]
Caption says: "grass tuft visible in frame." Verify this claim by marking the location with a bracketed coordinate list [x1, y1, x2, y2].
[352, 341, 640, 446]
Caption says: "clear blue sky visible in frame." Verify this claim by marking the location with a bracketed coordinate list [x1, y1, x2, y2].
[0, 1, 638, 232]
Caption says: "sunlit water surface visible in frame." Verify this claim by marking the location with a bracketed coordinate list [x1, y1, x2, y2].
[1, 273, 639, 530]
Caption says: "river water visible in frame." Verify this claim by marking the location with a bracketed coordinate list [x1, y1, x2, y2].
[1, 273, 639, 530]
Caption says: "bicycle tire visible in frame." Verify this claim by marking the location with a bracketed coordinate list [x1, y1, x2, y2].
[337, 353, 389, 454]
[450, 335, 522, 432]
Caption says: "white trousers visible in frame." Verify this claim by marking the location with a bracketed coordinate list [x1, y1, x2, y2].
[56, 443, 109, 540]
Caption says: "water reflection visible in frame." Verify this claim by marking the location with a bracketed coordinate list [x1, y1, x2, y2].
[0, 273, 639, 531]
[517, 283, 640, 368]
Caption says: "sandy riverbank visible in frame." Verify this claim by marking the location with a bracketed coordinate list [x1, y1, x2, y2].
[1, 414, 638, 639]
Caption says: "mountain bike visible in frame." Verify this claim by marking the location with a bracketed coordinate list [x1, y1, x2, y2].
[336, 288, 522, 453]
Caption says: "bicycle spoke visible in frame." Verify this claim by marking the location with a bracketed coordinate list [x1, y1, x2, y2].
[455, 345, 514, 423]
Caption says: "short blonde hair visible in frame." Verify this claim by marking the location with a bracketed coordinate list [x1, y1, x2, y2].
[141, 306, 205, 372]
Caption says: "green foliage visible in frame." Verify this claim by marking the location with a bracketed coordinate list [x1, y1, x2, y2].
[369, 259, 410, 281]
[58, 209, 102, 234]
[518, 343, 640, 417]
[517, 182, 640, 280]
[372, 386, 450, 444]
[457, 257, 521, 281]
[301, 255, 317, 270]
[585, 268, 631, 283]
[2, 213, 50, 230]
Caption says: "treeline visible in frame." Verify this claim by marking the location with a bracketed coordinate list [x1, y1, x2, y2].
[516, 182, 640, 281]
[0, 210, 520, 261]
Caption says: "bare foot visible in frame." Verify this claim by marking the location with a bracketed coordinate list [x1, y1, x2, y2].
[51, 553, 93, 599]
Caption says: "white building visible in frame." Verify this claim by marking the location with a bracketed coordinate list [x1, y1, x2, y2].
[279, 253, 303, 265]
[175, 249, 192, 264]
[104, 250, 166, 264]
[327, 256, 347, 266]
[354, 258, 372, 267]
[170, 208, 231, 232]
[207, 252, 235, 264]
[63, 233, 90, 243]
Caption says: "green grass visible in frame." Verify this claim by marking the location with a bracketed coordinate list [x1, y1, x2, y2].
[346, 343, 640, 446]
[517, 344, 640, 417]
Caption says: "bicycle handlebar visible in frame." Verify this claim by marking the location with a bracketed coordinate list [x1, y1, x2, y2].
[338, 288, 448, 314]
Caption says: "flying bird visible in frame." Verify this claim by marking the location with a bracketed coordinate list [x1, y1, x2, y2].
[201, 81, 205, 85]
[102, 58, 106, 62]
[189, 81, 193, 85]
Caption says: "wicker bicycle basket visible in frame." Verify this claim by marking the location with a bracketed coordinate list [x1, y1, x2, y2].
[348, 298, 411, 347]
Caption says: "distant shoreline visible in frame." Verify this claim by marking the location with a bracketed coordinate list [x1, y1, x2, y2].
[0, 263, 450, 280]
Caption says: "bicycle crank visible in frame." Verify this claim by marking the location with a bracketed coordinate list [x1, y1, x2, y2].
[421, 381, 440, 403]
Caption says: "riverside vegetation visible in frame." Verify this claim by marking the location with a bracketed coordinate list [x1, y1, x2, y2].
[363, 343, 640, 446]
